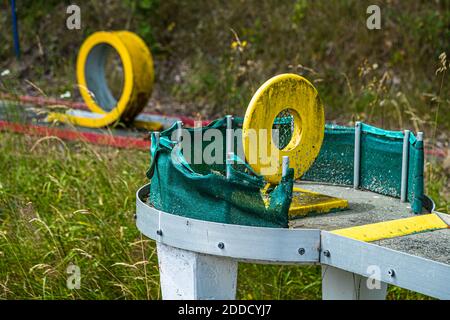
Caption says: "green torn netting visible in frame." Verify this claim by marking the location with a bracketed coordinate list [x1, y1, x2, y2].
[147, 117, 293, 228]
[147, 117, 425, 228]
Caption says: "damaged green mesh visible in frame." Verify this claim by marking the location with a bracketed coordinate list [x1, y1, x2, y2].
[147, 117, 293, 228]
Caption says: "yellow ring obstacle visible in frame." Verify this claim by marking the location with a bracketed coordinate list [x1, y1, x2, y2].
[48, 31, 154, 128]
[242, 74, 325, 184]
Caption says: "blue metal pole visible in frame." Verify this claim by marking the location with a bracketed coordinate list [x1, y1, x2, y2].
[11, 0, 21, 59]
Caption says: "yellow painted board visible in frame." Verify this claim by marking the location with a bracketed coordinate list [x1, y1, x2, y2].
[331, 213, 449, 242]
[132, 119, 163, 131]
[289, 187, 348, 218]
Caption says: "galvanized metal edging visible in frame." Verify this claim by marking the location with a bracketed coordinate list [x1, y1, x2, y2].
[320, 231, 450, 300]
[136, 184, 321, 264]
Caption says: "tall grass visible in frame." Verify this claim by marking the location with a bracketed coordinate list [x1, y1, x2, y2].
[0, 132, 159, 299]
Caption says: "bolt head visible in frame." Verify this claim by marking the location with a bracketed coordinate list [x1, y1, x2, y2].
[387, 269, 395, 277]
[323, 250, 331, 257]
[156, 229, 163, 236]
[298, 248, 305, 255]
[218, 242, 225, 249]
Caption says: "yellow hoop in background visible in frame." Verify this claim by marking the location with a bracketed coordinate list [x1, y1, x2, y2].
[48, 31, 154, 128]
[242, 74, 325, 184]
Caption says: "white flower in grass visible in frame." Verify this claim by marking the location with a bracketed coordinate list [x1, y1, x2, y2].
[1, 69, 10, 76]
[60, 91, 71, 99]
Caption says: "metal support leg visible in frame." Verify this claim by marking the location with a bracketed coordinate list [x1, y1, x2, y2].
[157, 242, 238, 300]
[321, 266, 387, 300]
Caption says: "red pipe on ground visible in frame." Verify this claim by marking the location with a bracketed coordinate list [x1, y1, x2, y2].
[0, 120, 150, 150]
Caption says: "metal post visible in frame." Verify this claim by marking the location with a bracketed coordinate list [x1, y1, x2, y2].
[226, 116, 234, 180]
[353, 121, 361, 189]
[282, 156, 290, 178]
[10, 0, 21, 59]
[226, 152, 234, 180]
[154, 131, 160, 145]
[226, 115, 233, 155]
[400, 130, 410, 202]
[153, 131, 162, 235]
[411, 131, 425, 213]
[176, 121, 183, 143]
[417, 132, 423, 142]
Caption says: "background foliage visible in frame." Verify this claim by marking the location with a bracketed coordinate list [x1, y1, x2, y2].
[0, 0, 449, 128]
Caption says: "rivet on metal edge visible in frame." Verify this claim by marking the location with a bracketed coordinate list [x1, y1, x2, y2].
[133, 214, 137, 220]
[218, 242, 225, 249]
[323, 250, 331, 257]
[298, 248, 305, 255]
[387, 269, 395, 277]
[156, 229, 163, 236]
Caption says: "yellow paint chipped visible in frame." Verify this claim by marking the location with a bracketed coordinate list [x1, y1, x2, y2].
[331, 213, 448, 242]
[260, 183, 274, 209]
